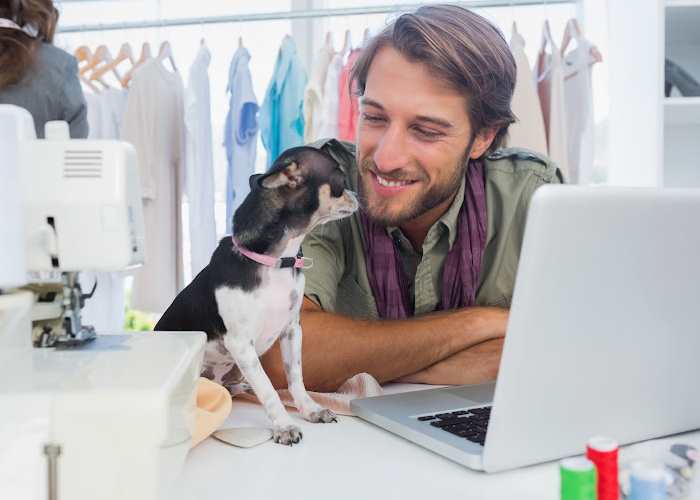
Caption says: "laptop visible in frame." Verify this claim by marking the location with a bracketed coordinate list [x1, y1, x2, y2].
[350, 185, 700, 473]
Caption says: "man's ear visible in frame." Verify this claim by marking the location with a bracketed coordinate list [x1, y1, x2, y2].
[261, 161, 305, 189]
[469, 127, 498, 159]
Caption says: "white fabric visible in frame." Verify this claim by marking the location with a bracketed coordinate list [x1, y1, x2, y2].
[507, 26, 548, 155]
[185, 45, 217, 278]
[563, 38, 596, 184]
[81, 89, 129, 333]
[303, 42, 335, 143]
[121, 60, 185, 313]
[536, 25, 570, 181]
[316, 52, 343, 140]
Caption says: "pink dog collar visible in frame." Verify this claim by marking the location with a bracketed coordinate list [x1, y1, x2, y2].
[231, 236, 313, 269]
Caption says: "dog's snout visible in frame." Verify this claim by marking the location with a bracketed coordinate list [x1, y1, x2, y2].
[342, 190, 359, 212]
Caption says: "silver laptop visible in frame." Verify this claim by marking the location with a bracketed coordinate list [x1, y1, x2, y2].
[351, 185, 700, 473]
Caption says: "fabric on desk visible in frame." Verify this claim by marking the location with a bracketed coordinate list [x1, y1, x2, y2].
[236, 372, 383, 416]
[191, 377, 233, 448]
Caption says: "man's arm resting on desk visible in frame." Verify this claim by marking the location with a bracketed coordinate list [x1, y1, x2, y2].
[260, 297, 508, 392]
[395, 338, 505, 386]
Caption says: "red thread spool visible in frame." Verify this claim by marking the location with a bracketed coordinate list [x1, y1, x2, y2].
[586, 436, 619, 500]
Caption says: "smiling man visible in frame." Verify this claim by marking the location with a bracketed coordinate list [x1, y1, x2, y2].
[261, 4, 562, 391]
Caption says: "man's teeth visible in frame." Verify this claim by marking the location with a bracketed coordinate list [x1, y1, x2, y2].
[376, 174, 412, 188]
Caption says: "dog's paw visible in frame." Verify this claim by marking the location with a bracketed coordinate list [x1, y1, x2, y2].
[306, 408, 338, 424]
[272, 425, 303, 446]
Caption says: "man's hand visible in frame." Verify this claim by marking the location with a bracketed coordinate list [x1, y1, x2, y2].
[395, 337, 505, 386]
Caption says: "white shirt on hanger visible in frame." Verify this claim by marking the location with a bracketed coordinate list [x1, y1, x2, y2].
[506, 24, 548, 156]
[304, 40, 335, 143]
[317, 51, 343, 140]
[536, 21, 570, 181]
[563, 37, 596, 184]
[122, 59, 186, 314]
[82, 89, 129, 333]
[185, 44, 217, 279]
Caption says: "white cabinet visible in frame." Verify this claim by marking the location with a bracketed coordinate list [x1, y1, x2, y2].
[664, 2, 700, 187]
[607, 0, 700, 188]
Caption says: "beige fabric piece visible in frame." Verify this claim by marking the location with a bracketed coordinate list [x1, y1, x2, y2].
[237, 372, 383, 416]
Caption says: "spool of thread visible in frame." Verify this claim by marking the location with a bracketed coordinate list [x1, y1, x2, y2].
[586, 436, 620, 500]
[560, 457, 597, 500]
[629, 465, 667, 500]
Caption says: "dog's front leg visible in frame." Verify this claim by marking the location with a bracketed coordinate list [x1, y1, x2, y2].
[280, 320, 337, 423]
[221, 332, 302, 446]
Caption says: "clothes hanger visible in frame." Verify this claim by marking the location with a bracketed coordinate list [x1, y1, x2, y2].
[362, 28, 371, 47]
[74, 45, 101, 93]
[121, 41, 152, 87]
[560, 18, 603, 80]
[157, 40, 178, 72]
[536, 19, 558, 83]
[560, 18, 581, 56]
[324, 31, 333, 51]
[89, 42, 133, 88]
[83, 45, 116, 89]
[238, 35, 244, 49]
[341, 29, 351, 58]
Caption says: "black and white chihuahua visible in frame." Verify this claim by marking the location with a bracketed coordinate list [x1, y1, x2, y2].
[155, 146, 358, 445]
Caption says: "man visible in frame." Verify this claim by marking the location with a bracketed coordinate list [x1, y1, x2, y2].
[261, 4, 562, 391]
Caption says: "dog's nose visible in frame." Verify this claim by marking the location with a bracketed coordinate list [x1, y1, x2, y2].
[344, 190, 359, 210]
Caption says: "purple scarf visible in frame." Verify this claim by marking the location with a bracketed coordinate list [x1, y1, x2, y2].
[359, 160, 488, 319]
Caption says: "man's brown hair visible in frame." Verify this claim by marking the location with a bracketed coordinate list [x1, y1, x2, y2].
[351, 4, 516, 153]
[0, 0, 59, 89]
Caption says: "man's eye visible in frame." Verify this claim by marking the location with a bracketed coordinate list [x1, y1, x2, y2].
[362, 113, 385, 123]
[413, 127, 443, 140]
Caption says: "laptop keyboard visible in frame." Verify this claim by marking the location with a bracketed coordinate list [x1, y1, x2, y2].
[416, 406, 491, 446]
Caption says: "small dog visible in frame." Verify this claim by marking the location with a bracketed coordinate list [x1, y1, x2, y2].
[155, 147, 358, 445]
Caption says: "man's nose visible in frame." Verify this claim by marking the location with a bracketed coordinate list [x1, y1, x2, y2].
[373, 125, 410, 174]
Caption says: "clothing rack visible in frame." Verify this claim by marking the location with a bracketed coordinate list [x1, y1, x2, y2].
[57, 0, 573, 34]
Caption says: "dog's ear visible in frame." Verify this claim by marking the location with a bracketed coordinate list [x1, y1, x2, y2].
[261, 161, 305, 189]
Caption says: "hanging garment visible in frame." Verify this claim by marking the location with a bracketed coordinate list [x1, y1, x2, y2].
[121, 59, 185, 314]
[303, 38, 335, 143]
[260, 35, 307, 167]
[185, 44, 217, 277]
[506, 24, 548, 155]
[563, 37, 596, 184]
[81, 89, 129, 332]
[316, 51, 343, 140]
[535, 22, 569, 181]
[338, 49, 361, 142]
[224, 46, 259, 234]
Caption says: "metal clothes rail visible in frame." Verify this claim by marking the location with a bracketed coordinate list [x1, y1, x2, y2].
[57, 0, 573, 33]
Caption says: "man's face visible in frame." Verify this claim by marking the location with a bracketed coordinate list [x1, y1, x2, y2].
[356, 46, 491, 227]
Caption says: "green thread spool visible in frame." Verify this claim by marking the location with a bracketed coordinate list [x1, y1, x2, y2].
[561, 457, 598, 500]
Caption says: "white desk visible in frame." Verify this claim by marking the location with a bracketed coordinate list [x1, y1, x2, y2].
[176, 385, 700, 500]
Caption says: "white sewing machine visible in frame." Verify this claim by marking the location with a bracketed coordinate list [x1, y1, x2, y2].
[0, 105, 205, 500]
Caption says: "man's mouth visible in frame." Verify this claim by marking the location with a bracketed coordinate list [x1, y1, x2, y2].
[371, 171, 418, 189]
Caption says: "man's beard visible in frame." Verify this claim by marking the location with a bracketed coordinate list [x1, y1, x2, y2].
[357, 154, 468, 227]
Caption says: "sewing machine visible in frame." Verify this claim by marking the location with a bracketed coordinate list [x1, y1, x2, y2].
[0, 105, 205, 500]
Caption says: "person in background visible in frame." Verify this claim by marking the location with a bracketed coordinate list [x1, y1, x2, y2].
[0, 0, 88, 138]
[261, 4, 563, 392]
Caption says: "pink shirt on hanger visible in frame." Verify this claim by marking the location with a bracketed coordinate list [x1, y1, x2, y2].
[338, 49, 361, 142]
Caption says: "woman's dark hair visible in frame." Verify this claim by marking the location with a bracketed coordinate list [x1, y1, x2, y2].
[0, 0, 59, 89]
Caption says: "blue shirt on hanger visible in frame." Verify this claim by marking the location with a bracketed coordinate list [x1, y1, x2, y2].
[260, 35, 307, 167]
[224, 46, 259, 234]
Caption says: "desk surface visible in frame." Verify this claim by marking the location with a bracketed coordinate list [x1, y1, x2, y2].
[177, 385, 700, 500]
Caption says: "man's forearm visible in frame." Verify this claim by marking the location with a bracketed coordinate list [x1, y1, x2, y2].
[261, 298, 508, 392]
[395, 338, 505, 386]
